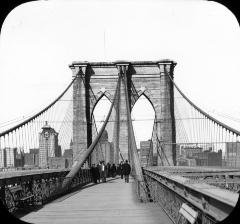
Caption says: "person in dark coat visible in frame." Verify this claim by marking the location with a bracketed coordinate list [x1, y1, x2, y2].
[100, 161, 107, 182]
[90, 164, 98, 184]
[116, 164, 120, 175]
[106, 162, 111, 177]
[122, 160, 131, 183]
[97, 161, 102, 183]
[111, 163, 117, 178]
[95, 164, 100, 183]
[120, 161, 124, 179]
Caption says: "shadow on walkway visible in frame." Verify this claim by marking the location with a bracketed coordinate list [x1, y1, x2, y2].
[14, 176, 121, 219]
[53, 176, 120, 203]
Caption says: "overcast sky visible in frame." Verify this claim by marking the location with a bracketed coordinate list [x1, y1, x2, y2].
[0, 0, 240, 146]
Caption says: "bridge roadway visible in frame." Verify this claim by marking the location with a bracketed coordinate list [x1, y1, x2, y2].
[20, 177, 172, 224]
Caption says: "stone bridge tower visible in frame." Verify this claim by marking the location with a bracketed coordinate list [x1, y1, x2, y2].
[69, 60, 177, 166]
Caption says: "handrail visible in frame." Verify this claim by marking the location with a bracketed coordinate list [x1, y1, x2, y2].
[0, 77, 76, 137]
[144, 168, 238, 222]
[167, 74, 240, 136]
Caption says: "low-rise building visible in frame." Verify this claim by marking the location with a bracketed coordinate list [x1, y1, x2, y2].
[194, 150, 222, 167]
[180, 145, 203, 158]
[49, 157, 66, 169]
[225, 142, 240, 168]
[24, 153, 35, 166]
[5, 147, 17, 167]
[177, 157, 196, 167]
[24, 148, 39, 168]
[0, 148, 6, 168]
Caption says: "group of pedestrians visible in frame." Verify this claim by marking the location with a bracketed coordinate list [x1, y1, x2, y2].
[90, 160, 131, 183]
[90, 161, 105, 183]
[117, 160, 131, 183]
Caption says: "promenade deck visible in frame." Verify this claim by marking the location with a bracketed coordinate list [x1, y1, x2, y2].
[21, 177, 172, 224]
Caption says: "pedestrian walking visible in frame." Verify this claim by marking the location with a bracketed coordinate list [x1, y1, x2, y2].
[111, 163, 117, 178]
[106, 162, 111, 177]
[93, 163, 100, 183]
[100, 161, 107, 182]
[116, 164, 120, 176]
[97, 161, 102, 183]
[122, 160, 131, 183]
[90, 164, 98, 183]
[120, 161, 124, 179]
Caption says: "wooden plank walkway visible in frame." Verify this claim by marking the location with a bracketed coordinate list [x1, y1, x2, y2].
[21, 177, 172, 224]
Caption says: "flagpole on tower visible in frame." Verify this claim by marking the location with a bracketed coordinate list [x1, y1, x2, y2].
[104, 29, 106, 60]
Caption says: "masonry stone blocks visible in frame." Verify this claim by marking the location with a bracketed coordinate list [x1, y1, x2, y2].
[69, 60, 177, 166]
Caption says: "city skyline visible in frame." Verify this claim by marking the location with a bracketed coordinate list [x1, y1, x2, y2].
[0, 0, 240, 148]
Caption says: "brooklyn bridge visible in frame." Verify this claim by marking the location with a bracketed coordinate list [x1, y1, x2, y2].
[0, 60, 239, 224]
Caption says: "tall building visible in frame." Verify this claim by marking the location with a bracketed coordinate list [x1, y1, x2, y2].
[24, 148, 39, 168]
[39, 121, 61, 168]
[30, 148, 39, 166]
[15, 150, 24, 167]
[152, 154, 158, 166]
[0, 148, 24, 168]
[0, 148, 6, 168]
[91, 143, 103, 165]
[100, 130, 114, 164]
[225, 142, 240, 168]
[91, 130, 114, 164]
[55, 145, 62, 157]
[63, 141, 73, 168]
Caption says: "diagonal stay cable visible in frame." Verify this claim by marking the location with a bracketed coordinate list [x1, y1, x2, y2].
[146, 117, 156, 167]
[61, 76, 120, 190]
[156, 134, 170, 166]
[92, 115, 104, 161]
[122, 66, 144, 182]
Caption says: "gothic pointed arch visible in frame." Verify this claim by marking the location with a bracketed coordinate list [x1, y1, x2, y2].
[90, 91, 114, 123]
[131, 94, 156, 141]
[131, 91, 156, 115]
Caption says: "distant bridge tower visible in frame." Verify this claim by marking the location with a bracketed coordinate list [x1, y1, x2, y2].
[69, 60, 176, 166]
